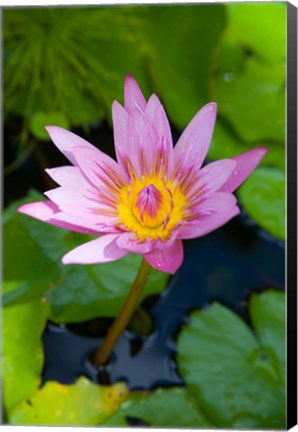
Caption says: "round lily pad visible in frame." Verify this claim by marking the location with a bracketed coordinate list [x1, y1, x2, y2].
[3, 298, 49, 411]
[9, 377, 128, 426]
[238, 167, 285, 239]
[177, 290, 285, 428]
[104, 387, 211, 428]
[29, 111, 70, 140]
[210, 2, 286, 158]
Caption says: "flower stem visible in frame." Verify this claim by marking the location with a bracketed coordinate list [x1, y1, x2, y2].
[92, 257, 152, 366]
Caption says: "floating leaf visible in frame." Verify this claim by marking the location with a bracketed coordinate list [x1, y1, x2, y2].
[29, 111, 70, 140]
[3, 298, 49, 411]
[238, 167, 285, 239]
[210, 2, 286, 165]
[3, 192, 169, 322]
[213, 58, 285, 143]
[224, 3, 286, 63]
[8, 377, 128, 426]
[250, 290, 285, 377]
[104, 388, 211, 428]
[145, 4, 226, 128]
[3, 192, 62, 305]
[177, 290, 285, 428]
[209, 119, 285, 171]
[47, 252, 169, 323]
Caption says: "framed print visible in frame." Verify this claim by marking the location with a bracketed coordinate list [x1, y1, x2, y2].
[2, 1, 297, 429]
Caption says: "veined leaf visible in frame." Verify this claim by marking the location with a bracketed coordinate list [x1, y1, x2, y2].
[177, 290, 285, 428]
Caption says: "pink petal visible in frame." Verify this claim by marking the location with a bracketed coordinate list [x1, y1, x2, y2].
[17, 201, 99, 234]
[71, 146, 127, 189]
[52, 211, 119, 234]
[190, 159, 237, 198]
[146, 94, 172, 143]
[116, 232, 156, 254]
[44, 187, 117, 225]
[145, 94, 174, 175]
[124, 74, 147, 114]
[112, 100, 129, 167]
[178, 193, 240, 239]
[127, 108, 157, 177]
[219, 147, 269, 193]
[45, 126, 97, 165]
[173, 103, 217, 172]
[144, 239, 184, 274]
[45, 166, 92, 189]
[62, 234, 128, 264]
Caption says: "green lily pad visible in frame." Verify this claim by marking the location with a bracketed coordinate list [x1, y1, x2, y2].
[177, 290, 285, 428]
[145, 4, 226, 128]
[3, 192, 169, 322]
[29, 111, 70, 140]
[213, 58, 285, 143]
[3, 192, 63, 305]
[3, 298, 49, 412]
[210, 2, 286, 164]
[238, 167, 285, 239]
[224, 3, 286, 63]
[47, 252, 168, 323]
[8, 377, 128, 426]
[250, 290, 285, 377]
[209, 119, 285, 171]
[104, 387, 212, 428]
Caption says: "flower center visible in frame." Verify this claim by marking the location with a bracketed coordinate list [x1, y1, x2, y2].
[134, 184, 167, 227]
[117, 175, 187, 241]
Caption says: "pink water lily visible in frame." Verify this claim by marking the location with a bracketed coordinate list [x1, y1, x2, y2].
[18, 75, 267, 274]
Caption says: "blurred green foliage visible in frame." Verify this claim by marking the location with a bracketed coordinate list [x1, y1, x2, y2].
[4, 5, 225, 134]
[4, 4, 286, 144]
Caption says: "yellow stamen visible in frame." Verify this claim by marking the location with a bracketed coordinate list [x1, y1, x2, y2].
[117, 175, 187, 241]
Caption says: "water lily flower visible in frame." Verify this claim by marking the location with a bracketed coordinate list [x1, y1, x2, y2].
[18, 75, 267, 274]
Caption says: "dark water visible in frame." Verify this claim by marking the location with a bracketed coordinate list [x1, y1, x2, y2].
[42, 213, 285, 390]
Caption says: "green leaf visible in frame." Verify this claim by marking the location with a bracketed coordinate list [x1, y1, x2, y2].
[224, 3, 286, 63]
[4, 5, 226, 131]
[213, 58, 285, 143]
[238, 167, 285, 239]
[47, 252, 169, 323]
[177, 291, 285, 428]
[3, 8, 135, 126]
[4, 192, 169, 322]
[8, 377, 128, 426]
[144, 4, 226, 128]
[209, 119, 285, 171]
[29, 111, 70, 140]
[210, 2, 286, 167]
[3, 298, 49, 411]
[3, 194, 61, 304]
[104, 388, 212, 428]
[250, 290, 285, 377]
